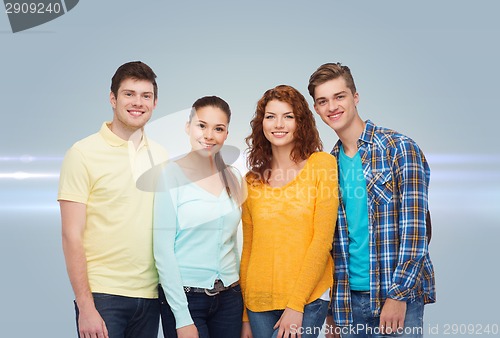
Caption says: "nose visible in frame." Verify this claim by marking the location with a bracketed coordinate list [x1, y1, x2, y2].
[275, 116, 285, 129]
[204, 129, 214, 140]
[132, 94, 143, 106]
[328, 100, 338, 112]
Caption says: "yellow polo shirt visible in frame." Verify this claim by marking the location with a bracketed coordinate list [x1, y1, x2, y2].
[58, 122, 168, 298]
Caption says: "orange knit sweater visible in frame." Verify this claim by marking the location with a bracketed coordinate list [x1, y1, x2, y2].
[240, 152, 339, 320]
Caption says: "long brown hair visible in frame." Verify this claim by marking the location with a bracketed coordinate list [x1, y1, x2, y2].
[191, 96, 244, 205]
[245, 85, 322, 184]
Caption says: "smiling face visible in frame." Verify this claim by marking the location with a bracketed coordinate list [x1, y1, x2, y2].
[186, 105, 229, 157]
[110, 78, 157, 138]
[313, 77, 359, 134]
[262, 99, 297, 150]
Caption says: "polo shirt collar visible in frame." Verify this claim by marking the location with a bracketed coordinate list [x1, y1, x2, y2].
[99, 122, 127, 147]
[99, 122, 147, 148]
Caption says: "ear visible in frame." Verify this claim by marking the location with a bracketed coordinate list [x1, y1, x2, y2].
[110, 91, 117, 109]
[153, 98, 158, 110]
[353, 92, 360, 106]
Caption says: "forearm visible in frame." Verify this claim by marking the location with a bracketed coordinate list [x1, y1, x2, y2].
[153, 190, 192, 328]
[239, 241, 251, 322]
[287, 236, 333, 311]
[288, 169, 338, 310]
[240, 202, 253, 322]
[60, 198, 107, 336]
[60, 200, 94, 309]
[389, 141, 430, 299]
[389, 226, 428, 300]
[62, 234, 94, 309]
[154, 245, 193, 328]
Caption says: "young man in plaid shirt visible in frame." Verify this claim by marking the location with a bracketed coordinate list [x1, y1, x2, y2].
[308, 63, 435, 338]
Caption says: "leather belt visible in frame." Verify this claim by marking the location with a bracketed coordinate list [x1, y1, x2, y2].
[183, 280, 239, 296]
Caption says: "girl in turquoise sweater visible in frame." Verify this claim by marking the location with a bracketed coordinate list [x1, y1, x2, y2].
[154, 96, 245, 338]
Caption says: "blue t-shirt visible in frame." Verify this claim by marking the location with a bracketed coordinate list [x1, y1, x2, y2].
[339, 145, 370, 291]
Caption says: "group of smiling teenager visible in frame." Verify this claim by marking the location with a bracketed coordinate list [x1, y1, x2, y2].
[59, 61, 435, 338]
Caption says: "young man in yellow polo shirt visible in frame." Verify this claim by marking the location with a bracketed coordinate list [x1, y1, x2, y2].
[58, 61, 168, 338]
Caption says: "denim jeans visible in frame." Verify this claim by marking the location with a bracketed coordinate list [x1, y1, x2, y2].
[338, 291, 424, 338]
[159, 283, 243, 338]
[247, 298, 329, 338]
[74, 293, 160, 338]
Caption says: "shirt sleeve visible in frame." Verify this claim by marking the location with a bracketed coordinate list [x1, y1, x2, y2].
[227, 166, 245, 274]
[287, 153, 339, 312]
[153, 167, 193, 328]
[239, 179, 253, 322]
[387, 140, 430, 301]
[58, 146, 90, 204]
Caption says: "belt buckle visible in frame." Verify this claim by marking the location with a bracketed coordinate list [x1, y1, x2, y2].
[205, 280, 224, 296]
[204, 288, 219, 296]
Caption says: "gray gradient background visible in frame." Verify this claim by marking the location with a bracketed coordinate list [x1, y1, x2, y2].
[1, 1, 499, 337]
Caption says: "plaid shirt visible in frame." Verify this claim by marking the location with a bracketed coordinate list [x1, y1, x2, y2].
[330, 120, 436, 326]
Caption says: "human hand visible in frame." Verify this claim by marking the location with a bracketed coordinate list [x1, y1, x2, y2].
[379, 298, 406, 335]
[273, 307, 303, 338]
[324, 314, 340, 338]
[177, 324, 199, 338]
[241, 321, 253, 338]
[77, 304, 109, 338]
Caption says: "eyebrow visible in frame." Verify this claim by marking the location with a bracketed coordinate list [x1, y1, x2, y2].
[197, 119, 227, 127]
[315, 90, 347, 102]
[121, 89, 154, 95]
[264, 111, 294, 115]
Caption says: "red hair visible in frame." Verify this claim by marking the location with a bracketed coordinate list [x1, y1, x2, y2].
[245, 85, 322, 184]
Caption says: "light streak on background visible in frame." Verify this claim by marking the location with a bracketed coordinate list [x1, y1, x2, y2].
[0, 172, 59, 180]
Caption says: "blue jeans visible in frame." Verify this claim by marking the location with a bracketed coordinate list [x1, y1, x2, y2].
[338, 291, 424, 338]
[159, 283, 243, 338]
[247, 298, 329, 338]
[74, 293, 160, 338]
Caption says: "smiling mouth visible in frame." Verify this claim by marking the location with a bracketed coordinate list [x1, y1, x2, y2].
[199, 142, 216, 149]
[272, 132, 288, 137]
[128, 110, 144, 117]
[327, 111, 343, 119]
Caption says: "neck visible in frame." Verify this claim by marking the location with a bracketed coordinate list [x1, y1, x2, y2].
[109, 122, 143, 149]
[271, 145, 298, 169]
[337, 115, 365, 157]
[184, 150, 218, 174]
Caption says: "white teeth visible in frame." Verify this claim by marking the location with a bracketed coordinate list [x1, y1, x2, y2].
[273, 132, 287, 136]
[129, 111, 143, 116]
